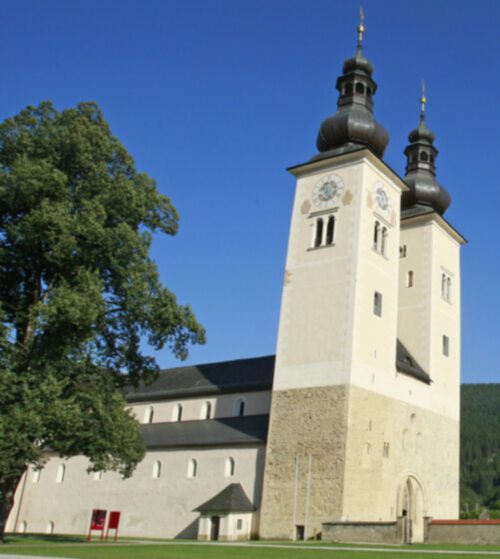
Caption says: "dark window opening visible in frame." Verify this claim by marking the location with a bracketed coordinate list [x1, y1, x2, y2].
[355, 82, 365, 94]
[326, 216, 335, 245]
[314, 218, 323, 248]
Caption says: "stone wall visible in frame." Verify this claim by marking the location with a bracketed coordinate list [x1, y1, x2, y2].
[427, 520, 500, 545]
[322, 519, 404, 544]
[259, 385, 348, 540]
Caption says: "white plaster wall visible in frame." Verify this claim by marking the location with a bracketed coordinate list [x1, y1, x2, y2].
[131, 390, 271, 424]
[8, 445, 265, 539]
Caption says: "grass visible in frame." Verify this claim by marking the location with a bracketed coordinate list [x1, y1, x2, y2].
[2, 536, 500, 559]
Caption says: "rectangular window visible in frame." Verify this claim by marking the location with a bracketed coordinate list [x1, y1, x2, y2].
[443, 335, 449, 357]
[237, 519, 243, 530]
[373, 291, 383, 317]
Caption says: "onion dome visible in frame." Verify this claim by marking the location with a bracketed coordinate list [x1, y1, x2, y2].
[402, 84, 451, 215]
[312, 10, 389, 161]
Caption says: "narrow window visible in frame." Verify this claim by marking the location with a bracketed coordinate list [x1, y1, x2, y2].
[407, 271, 414, 288]
[373, 291, 383, 317]
[345, 82, 353, 94]
[441, 274, 446, 298]
[188, 458, 197, 478]
[202, 401, 212, 420]
[326, 215, 335, 245]
[381, 227, 388, 256]
[32, 468, 41, 484]
[373, 221, 380, 250]
[144, 405, 154, 424]
[234, 398, 245, 417]
[56, 464, 65, 484]
[383, 442, 390, 458]
[443, 335, 450, 357]
[314, 218, 323, 248]
[173, 403, 183, 422]
[152, 460, 162, 479]
[93, 470, 102, 481]
[237, 519, 243, 530]
[400, 245, 407, 258]
[225, 457, 236, 477]
[446, 277, 452, 302]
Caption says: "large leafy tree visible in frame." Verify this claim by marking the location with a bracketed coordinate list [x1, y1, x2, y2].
[0, 101, 205, 541]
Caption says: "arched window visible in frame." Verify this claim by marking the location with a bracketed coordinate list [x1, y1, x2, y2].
[187, 458, 197, 478]
[93, 470, 102, 481]
[234, 398, 245, 417]
[373, 221, 380, 250]
[225, 457, 236, 477]
[32, 468, 41, 484]
[420, 151, 429, 161]
[144, 405, 154, 424]
[355, 82, 365, 94]
[345, 82, 353, 95]
[326, 215, 335, 245]
[381, 227, 388, 256]
[407, 270, 414, 288]
[314, 218, 323, 248]
[173, 403, 183, 422]
[152, 460, 162, 479]
[202, 401, 212, 420]
[56, 464, 65, 484]
[46, 521, 54, 535]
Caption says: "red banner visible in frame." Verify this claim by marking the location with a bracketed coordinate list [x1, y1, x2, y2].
[90, 509, 107, 530]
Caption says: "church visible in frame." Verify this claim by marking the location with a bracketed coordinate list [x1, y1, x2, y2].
[6, 17, 464, 545]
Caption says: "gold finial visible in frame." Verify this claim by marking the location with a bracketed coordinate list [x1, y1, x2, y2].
[420, 79, 427, 118]
[357, 6, 365, 49]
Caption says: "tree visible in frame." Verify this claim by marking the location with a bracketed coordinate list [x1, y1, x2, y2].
[0, 101, 206, 541]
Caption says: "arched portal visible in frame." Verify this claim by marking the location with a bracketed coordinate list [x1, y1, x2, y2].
[397, 476, 426, 543]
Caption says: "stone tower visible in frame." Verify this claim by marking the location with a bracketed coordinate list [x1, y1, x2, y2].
[259, 21, 464, 543]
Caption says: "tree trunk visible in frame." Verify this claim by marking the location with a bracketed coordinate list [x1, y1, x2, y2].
[0, 472, 25, 544]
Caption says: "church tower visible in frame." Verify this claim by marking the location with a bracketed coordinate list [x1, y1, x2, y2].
[259, 18, 464, 543]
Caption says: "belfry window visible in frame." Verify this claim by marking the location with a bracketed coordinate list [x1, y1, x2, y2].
[311, 215, 336, 249]
[373, 221, 380, 250]
[355, 82, 365, 94]
[314, 218, 323, 248]
[326, 215, 335, 245]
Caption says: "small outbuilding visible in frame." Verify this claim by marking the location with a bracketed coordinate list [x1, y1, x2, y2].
[194, 483, 256, 541]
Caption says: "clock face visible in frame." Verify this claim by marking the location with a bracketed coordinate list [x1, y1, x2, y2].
[374, 182, 391, 214]
[312, 174, 344, 208]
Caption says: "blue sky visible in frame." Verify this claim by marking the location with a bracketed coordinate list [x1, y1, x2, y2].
[2, 0, 499, 383]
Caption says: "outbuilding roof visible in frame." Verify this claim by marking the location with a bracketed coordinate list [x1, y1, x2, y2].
[194, 483, 256, 513]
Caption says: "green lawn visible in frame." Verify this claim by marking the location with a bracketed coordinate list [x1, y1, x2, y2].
[2, 536, 500, 559]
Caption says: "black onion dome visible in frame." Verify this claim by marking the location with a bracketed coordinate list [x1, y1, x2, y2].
[403, 110, 451, 215]
[312, 44, 389, 161]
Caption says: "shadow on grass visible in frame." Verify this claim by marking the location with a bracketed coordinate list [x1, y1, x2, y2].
[4, 533, 87, 545]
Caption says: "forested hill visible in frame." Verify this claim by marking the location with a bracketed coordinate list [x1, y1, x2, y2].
[461, 384, 500, 515]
